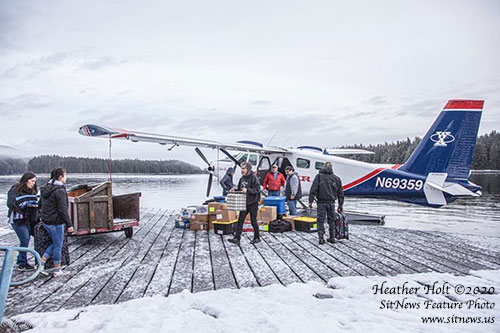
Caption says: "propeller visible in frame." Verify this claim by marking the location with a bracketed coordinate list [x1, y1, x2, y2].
[195, 147, 215, 197]
[219, 147, 241, 170]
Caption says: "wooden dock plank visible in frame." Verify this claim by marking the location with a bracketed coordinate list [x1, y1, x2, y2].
[90, 209, 172, 305]
[249, 232, 302, 285]
[385, 228, 495, 271]
[349, 234, 432, 274]
[238, 234, 281, 287]
[363, 227, 477, 274]
[223, 235, 259, 288]
[260, 233, 323, 283]
[285, 232, 360, 277]
[144, 227, 185, 297]
[268, 232, 339, 282]
[357, 228, 468, 274]
[168, 228, 196, 295]
[118, 212, 175, 302]
[208, 232, 237, 290]
[25, 209, 163, 313]
[192, 230, 215, 293]
[292, 232, 381, 277]
[409, 230, 500, 268]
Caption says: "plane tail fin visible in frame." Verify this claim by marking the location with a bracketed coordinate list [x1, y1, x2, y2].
[399, 100, 484, 182]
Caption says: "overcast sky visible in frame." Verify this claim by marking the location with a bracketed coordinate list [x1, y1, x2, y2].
[0, 0, 499, 167]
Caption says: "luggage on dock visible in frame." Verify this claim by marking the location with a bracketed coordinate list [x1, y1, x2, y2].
[213, 220, 237, 235]
[334, 213, 349, 240]
[269, 220, 292, 233]
[180, 206, 197, 219]
[226, 192, 247, 211]
[34, 223, 70, 269]
[175, 219, 190, 229]
[293, 217, 318, 233]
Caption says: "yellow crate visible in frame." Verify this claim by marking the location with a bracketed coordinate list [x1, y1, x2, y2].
[293, 216, 317, 223]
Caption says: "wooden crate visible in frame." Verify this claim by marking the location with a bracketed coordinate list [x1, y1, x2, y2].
[67, 182, 141, 237]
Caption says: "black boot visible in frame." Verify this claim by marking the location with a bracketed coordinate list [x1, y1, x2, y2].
[327, 229, 336, 243]
[228, 238, 240, 245]
[250, 237, 261, 245]
[318, 231, 325, 245]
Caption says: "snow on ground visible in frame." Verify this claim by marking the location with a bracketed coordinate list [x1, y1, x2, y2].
[11, 269, 500, 333]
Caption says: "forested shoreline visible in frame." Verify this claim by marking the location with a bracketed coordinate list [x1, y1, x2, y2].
[0, 130, 498, 175]
[0, 155, 203, 175]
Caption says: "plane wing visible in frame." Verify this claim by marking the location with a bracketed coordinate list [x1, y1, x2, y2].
[325, 148, 375, 155]
[78, 124, 290, 154]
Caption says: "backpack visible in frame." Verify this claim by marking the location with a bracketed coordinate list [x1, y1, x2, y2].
[269, 220, 292, 233]
[334, 212, 349, 240]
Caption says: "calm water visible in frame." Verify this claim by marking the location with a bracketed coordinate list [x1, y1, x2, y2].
[0, 173, 498, 237]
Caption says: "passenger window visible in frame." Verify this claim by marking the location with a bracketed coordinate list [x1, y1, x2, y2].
[315, 162, 325, 170]
[258, 157, 270, 170]
[249, 154, 258, 166]
[296, 158, 310, 169]
[238, 154, 248, 164]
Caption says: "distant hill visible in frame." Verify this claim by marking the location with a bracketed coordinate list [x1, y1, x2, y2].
[0, 155, 204, 175]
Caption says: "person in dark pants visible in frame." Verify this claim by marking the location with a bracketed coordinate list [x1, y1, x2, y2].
[39, 167, 74, 276]
[6, 172, 39, 270]
[220, 167, 234, 196]
[228, 162, 261, 245]
[308, 162, 344, 244]
[285, 166, 302, 215]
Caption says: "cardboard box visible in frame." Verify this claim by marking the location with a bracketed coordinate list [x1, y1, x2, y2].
[180, 206, 197, 219]
[208, 202, 228, 215]
[190, 220, 208, 231]
[216, 209, 237, 222]
[260, 206, 277, 222]
[191, 213, 209, 223]
[196, 205, 209, 214]
[208, 215, 217, 229]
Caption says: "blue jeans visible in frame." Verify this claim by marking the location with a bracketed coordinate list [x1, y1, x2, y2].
[11, 223, 31, 265]
[43, 223, 65, 265]
[288, 199, 298, 215]
[317, 202, 335, 233]
[268, 190, 280, 197]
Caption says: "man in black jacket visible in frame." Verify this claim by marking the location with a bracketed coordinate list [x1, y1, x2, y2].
[309, 162, 344, 244]
[228, 162, 261, 245]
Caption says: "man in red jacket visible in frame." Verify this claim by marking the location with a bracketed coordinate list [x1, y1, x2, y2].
[263, 165, 285, 197]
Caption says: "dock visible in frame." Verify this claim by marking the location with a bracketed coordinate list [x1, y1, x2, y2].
[2, 207, 500, 318]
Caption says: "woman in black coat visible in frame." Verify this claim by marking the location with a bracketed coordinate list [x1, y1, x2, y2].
[6, 172, 39, 270]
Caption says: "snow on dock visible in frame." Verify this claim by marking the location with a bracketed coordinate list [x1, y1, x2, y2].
[2, 207, 500, 318]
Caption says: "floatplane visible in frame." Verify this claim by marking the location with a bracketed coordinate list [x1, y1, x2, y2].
[79, 100, 484, 208]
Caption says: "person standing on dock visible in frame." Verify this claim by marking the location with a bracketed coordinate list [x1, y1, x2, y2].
[228, 162, 261, 245]
[263, 164, 286, 197]
[39, 168, 74, 276]
[308, 162, 344, 245]
[285, 166, 302, 216]
[6, 172, 39, 270]
[220, 167, 235, 196]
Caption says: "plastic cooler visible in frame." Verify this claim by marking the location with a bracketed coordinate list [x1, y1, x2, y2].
[264, 196, 287, 214]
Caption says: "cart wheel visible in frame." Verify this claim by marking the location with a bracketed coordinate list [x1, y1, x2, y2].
[124, 227, 133, 238]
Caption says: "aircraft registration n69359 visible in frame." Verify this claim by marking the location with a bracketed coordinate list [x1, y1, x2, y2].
[79, 99, 484, 208]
